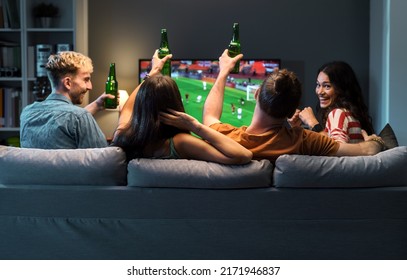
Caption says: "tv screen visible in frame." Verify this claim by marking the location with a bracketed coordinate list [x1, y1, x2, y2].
[138, 58, 281, 127]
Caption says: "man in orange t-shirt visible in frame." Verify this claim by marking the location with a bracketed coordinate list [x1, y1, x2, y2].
[203, 50, 384, 164]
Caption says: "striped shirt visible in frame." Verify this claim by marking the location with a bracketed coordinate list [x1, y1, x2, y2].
[326, 108, 363, 143]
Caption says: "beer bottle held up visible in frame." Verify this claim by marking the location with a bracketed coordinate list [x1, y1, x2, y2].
[158, 28, 171, 77]
[228, 23, 241, 74]
[104, 63, 118, 109]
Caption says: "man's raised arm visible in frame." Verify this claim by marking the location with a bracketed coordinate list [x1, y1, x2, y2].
[203, 49, 243, 126]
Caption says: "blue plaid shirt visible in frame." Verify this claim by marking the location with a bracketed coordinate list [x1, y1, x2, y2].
[20, 93, 108, 149]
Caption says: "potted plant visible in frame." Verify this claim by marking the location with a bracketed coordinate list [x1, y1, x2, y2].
[32, 2, 59, 28]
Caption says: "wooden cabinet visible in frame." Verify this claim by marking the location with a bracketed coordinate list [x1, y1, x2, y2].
[0, 0, 84, 146]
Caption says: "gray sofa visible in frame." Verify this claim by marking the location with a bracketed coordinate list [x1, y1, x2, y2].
[1, 145, 407, 260]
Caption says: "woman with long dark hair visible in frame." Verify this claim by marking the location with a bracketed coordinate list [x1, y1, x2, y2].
[289, 61, 374, 143]
[112, 50, 252, 163]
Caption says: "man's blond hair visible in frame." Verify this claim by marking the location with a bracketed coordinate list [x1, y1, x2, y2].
[46, 51, 93, 87]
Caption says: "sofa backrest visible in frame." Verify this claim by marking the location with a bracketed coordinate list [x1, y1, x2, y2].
[0, 146, 128, 186]
[2, 144, 406, 189]
[273, 146, 407, 188]
[0, 145, 273, 188]
[127, 158, 273, 189]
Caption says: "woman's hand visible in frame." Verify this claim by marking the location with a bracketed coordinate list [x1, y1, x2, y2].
[299, 107, 319, 128]
[149, 49, 172, 77]
[159, 109, 201, 134]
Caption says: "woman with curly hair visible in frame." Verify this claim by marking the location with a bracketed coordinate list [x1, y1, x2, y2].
[289, 61, 374, 143]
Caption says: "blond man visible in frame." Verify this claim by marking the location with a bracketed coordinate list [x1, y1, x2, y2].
[20, 51, 114, 149]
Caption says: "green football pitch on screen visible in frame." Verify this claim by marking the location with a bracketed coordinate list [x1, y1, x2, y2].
[174, 76, 260, 127]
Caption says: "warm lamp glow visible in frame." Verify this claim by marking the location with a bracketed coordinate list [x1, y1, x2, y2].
[118, 90, 129, 112]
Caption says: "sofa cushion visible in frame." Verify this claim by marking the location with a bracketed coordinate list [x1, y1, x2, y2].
[127, 158, 273, 189]
[274, 146, 407, 188]
[0, 146, 127, 186]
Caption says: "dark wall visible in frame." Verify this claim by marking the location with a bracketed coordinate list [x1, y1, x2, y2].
[88, 0, 369, 110]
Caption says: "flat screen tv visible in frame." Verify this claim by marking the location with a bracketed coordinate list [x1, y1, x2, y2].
[138, 58, 281, 127]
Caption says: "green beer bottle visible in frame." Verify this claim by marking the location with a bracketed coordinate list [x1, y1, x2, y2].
[158, 28, 171, 77]
[104, 63, 118, 109]
[228, 23, 241, 74]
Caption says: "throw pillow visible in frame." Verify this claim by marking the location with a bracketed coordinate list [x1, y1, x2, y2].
[379, 123, 399, 150]
[127, 158, 273, 189]
[274, 146, 407, 188]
